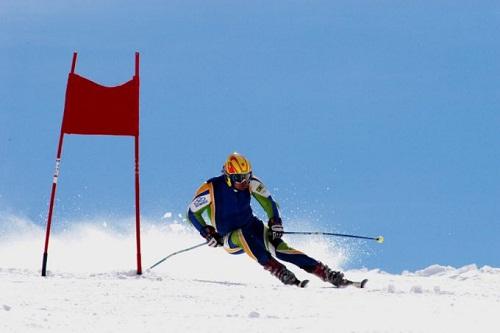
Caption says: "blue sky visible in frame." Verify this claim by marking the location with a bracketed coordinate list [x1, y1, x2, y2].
[1, 1, 499, 273]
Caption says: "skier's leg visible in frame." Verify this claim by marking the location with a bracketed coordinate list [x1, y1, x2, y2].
[270, 238, 319, 272]
[268, 236, 346, 287]
[235, 217, 272, 265]
[228, 217, 300, 285]
[222, 230, 245, 255]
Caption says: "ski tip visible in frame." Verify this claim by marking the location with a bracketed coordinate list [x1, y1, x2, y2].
[345, 278, 368, 288]
[297, 279, 310, 288]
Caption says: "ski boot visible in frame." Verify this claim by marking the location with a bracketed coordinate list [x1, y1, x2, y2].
[312, 262, 350, 287]
[264, 258, 308, 287]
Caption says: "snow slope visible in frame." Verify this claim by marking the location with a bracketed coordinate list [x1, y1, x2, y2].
[1, 216, 499, 333]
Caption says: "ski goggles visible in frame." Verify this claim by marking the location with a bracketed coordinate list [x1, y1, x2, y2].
[229, 172, 252, 183]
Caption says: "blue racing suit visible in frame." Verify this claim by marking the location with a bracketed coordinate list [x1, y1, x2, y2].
[187, 174, 318, 272]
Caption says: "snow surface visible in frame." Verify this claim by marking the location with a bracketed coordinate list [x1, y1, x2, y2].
[1, 215, 499, 332]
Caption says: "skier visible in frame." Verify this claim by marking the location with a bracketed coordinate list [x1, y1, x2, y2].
[187, 152, 351, 287]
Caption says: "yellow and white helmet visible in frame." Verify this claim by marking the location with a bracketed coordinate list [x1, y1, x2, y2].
[223, 152, 252, 185]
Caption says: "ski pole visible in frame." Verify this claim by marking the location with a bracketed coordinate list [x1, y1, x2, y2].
[148, 241, 207, 270]
[283, 231, 384, 243]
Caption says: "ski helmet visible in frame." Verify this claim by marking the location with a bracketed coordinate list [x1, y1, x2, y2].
[223, 152, 252, 185]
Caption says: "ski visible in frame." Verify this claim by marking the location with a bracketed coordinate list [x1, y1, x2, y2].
[292, 278, 367, 288]
[340, 278, 368, 289]
[295, 279, 310, 288]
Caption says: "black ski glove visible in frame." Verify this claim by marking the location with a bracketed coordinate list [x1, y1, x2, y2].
[201, 225, 223, 247]
[268, 217, 284, 240]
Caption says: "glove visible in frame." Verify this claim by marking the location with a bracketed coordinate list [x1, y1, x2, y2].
[201, 226, 223, 247]
[268, 217, 284, 240]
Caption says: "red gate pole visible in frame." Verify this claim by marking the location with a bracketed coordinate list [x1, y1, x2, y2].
[134, 52, 142, 275]
[41, 132, 65, 276]
[41, 52, 77, 277]
[134, 134, 142, 275]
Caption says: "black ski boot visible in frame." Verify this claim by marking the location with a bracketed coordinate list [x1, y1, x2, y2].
[312, 262, 349, 287]
[264, 258, 306, 287]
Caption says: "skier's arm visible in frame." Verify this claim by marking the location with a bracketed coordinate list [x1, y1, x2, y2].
[186, 183, 212, 236]
[250, 176, 284, 240]
[187, 183, 223, 247]
[250, 176, 281, 220]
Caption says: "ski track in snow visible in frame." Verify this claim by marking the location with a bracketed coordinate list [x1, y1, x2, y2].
[1, 266, 500, 333]
[1, 218, 499, 332]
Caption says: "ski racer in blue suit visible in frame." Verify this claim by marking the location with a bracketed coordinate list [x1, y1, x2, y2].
[187, 152, 349, 287]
